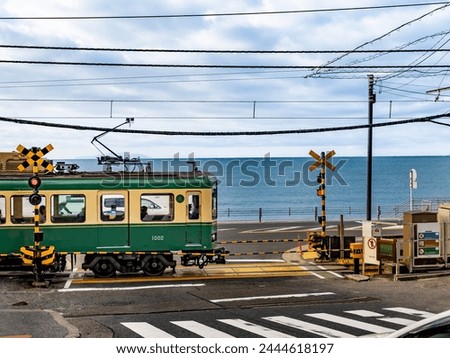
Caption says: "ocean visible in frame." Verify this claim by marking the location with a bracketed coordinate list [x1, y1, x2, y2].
[61, 155, 450, 222]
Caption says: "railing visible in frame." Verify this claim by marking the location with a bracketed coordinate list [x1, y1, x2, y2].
[218, 197, 450, 222]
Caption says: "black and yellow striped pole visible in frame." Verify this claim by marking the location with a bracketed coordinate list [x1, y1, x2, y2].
[16, 144, 54, 284]
[309, 150, 335, 259]
[318, 152, 326, 239]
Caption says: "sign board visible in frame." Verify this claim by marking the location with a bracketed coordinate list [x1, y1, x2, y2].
[415, 223, 440, 258]
[364, 237, 380, 265]
[362, 221, 380, 265]
[349, 242, 363, 259]
[377, 239, 397, 262]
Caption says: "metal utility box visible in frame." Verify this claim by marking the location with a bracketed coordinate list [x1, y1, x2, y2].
[403, 211, 442, 272]
[438, 203, 450, 268]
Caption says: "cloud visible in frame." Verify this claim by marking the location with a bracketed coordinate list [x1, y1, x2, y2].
[0, 0, 449, 160]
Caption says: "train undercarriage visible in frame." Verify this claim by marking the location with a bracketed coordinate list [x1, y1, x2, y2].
[82, 248, 227, 278]
[1, 249, 227, 278]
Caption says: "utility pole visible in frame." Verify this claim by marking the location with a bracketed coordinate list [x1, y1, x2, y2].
[366, 74, 376, 221]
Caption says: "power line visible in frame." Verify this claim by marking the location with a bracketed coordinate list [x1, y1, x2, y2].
[0, 113, 448, 135]
[2, 44, 450, 54]
[0, 97, 443, 104]
[1, 59, 450, 70]
[0, 3, 446, 20]
[310, 2, 450, 76]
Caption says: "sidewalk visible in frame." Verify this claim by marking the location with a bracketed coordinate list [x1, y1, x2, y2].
[0, 309, 79, 338]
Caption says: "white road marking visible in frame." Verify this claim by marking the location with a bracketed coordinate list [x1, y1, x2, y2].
[240, 226, 302, 234]
[265, 226, 302, 232]
[378, 317, 417, 326]
[121, 322, 174, 338]
[314, 264, 344, 278]
[59, 283, 205, 293]
[383, 307, 434, 319]
[264, 316, 355, 338]
[120, 306, 428, 338]
[210, 291, 335, 303]
[171, 321, 234, 338]
[306, 313, 395, 334]
[63, 268, 78, 290]
[218, 319, 295, 338]
[345, 309, 384, 317]
[346, 309, 416, 326]
[308, 225, 337, 231]
[299, 266, 326, 279]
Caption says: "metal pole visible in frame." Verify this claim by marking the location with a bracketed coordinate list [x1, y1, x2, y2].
[339, 214, 344, 259]
[366, 74, 375, 220]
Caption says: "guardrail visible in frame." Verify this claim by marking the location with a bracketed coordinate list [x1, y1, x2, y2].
[218, 197, 450, 222]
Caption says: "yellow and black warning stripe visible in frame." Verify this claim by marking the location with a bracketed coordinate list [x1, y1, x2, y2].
[16, 144, 54, 172]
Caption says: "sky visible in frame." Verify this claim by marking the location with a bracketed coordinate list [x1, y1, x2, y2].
[0, 0, 449, 161]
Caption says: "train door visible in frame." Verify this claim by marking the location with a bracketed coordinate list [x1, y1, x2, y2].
[186, 192, 202, 246]
[97, 191, 130, 248]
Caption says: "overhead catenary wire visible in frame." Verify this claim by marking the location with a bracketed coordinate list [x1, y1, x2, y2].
[0, 2, 446, 20]
[0, 3, 448, 102]
[0, 113, 448, 136]
[309, 2, 450, 76]
[1, 59, 450, 70]
[2, 44, 450, 54]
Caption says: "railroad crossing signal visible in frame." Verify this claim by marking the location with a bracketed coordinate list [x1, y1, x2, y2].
[16, 144, 54, 173]
[15, 144, 55, 285]
[308, 150, 336, 260]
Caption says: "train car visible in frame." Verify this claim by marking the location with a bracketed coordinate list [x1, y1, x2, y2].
[0, 153, 225, 277]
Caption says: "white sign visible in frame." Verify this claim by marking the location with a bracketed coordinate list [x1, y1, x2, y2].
[362, 221, 380, 265]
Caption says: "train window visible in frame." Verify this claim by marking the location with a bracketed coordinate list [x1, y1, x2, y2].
[101, 194, 125, 221]
[188, 193, 200, 220]
[50, 194, 86, 223]
[0, 196, 5, 224]
[140, 194, 174, 222]
[10, 195, 47, 224]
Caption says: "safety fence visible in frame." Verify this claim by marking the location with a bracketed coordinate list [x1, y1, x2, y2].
[218, 197, 450, 222]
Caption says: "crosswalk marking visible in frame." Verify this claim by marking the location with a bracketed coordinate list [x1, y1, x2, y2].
[346, 309, 416, 326]
[383, 307, 434, 319]
[218, 318, 295, 338]
[121, 306, 436, 338]
[305, 313, 395, 334]
[171, 321, 234, 338]
[378, 317, 416, 326]
[263, 316, 355, 338]
[121, 322, 175, 338]
[345, 309, 384, 317]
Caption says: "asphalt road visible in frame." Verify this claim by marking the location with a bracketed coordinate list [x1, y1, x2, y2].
[1, 219, 449, 338]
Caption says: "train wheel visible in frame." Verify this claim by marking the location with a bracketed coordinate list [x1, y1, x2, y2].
[92, 258, 116, 278]
[143, 257, 166, 276]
